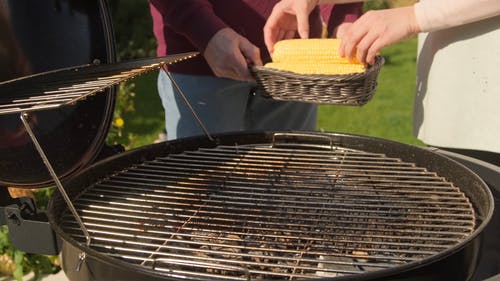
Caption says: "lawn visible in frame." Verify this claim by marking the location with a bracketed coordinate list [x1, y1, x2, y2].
[317, 37, 422, 146]
[120, 37, 422, 149]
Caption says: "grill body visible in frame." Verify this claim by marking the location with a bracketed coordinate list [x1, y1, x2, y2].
[48, 131, 494, 281]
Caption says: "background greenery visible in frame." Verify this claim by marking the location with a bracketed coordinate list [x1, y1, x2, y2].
[1, 0, 420, 280]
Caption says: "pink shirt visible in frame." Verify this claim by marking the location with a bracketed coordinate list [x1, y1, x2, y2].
[149, 0, 362, 75]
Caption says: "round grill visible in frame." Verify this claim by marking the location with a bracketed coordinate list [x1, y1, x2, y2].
[59, 141, 476, 280]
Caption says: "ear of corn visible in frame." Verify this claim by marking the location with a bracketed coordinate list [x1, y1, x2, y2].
[268, 38, 365, 75]
[264, 62, 366, 75]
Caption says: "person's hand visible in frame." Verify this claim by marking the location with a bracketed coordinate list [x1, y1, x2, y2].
[338, 6, 420, 65]
[204, 27, 262, 82]
[332, 22, 353, 39]
[264, 0, 319, 54]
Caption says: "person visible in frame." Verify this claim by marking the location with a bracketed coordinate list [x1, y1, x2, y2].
[264, 1, 500, 280]
[148, 0, 363, 141]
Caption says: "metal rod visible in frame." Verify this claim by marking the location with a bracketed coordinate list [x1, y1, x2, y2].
[20, 112, 91, 247]
[164, 71, 213, 141]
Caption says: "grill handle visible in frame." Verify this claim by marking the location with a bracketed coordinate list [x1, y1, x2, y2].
[272, 132, 336, 149]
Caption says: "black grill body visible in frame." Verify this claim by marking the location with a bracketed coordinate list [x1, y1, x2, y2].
[48, 131, 494, 281]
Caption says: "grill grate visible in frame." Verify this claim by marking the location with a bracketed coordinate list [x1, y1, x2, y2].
[60, 142, 476, 280]
[0, 52, 197, 115]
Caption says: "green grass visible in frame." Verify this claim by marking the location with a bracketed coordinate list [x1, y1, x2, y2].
[121, 37, 422, 149]
[121, 71, 165, 148]
[317, 37, 423, 146]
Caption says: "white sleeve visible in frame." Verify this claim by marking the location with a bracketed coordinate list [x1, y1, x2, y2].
[414, 0, 500, 32]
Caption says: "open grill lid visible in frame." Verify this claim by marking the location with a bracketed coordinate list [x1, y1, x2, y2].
[0, 0, 117, 188]
[0, 34, 197, 189]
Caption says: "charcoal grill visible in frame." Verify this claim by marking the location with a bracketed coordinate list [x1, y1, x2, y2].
[0, 1, 497, 281]
[49, 132, 488, 281]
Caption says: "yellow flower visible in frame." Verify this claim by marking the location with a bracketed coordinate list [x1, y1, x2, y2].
[114, 117, 124, 128]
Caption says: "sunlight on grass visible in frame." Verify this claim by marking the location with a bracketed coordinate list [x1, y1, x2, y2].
[317, 37, 423, 146]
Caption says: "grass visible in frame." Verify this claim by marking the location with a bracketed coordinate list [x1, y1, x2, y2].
[119, 71, 165, 148]
[317, 37, 422, 146]
[120, 37, 422, 149]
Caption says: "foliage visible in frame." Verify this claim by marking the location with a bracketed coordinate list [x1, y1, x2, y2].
[0, 188, 60, 280]
[363, 0, 417, 11]
[106, 82, 138, 148]
[108, 0, 156, 61]
[1, 225, 60, 281]
[105, 1, 158, 149]
[363, 0, 390, 11]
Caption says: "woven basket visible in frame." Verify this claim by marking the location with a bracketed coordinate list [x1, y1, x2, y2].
[251, 56, 384, 105]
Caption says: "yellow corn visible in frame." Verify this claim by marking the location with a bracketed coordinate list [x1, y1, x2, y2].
[272, 38, 354, 64]
[268, 38, 365, 75]
[264, 62, 365, 75]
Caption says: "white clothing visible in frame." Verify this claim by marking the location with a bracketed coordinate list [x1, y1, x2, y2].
[414, 15, 500, 153]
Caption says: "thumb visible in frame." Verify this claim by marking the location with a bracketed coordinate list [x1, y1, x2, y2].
[240, 39, 263, 66]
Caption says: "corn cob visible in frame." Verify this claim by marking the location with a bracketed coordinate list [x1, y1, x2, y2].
[264, 62, 365, 75]
[268, 38, 365, 75]
[272, 38, 356, 64]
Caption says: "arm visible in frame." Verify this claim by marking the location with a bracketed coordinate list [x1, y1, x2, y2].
[340, 0, 500, 64]
[415, 0, 500, 32]
[150, 0, 262, 81]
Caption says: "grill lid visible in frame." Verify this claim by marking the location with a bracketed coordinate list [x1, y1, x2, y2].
[0, 52, 197, 188]
[0, 0, 116, 188]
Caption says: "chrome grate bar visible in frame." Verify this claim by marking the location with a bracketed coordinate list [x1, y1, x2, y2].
[60, 142, 476, 280]
[0, 52, 198, 115]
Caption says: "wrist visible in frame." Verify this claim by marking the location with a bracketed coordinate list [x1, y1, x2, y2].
[407, 5, 421, 34]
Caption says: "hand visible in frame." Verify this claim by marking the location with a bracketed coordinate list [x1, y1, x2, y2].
[204, 27, 263, 81]
[264, 0, 319, 54]
[332, 22, 353, 39]
[338, 6, 420, 65]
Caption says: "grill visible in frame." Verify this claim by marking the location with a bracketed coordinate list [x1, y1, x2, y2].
[1, 1, 497, 280]
[56, 134, 479, 280]
[0, 53, 197, 115]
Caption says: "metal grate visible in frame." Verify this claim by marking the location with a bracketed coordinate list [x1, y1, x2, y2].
[60, 142, 476, 280]
[0, 52, 197, 115]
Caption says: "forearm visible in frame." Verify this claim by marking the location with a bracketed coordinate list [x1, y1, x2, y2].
[415, 0, 500, 32]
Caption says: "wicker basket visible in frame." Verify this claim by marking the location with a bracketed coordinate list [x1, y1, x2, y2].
[251, 56, 384, 105]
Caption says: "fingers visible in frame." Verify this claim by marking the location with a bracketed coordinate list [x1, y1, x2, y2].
[241, 39, 262, 67]
[365, 39, 384, 65]
[295, 7, 310, 39]
[338, 11, 382, 64]
[263, 9, 284, 54]
[284, 30, 296, 40]
[264, 0, 317, 55]
[354, 27, 380, 64]
[231, 38, 262, 81]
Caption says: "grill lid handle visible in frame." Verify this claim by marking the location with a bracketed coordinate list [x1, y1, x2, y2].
[272, 132, 339, 149]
